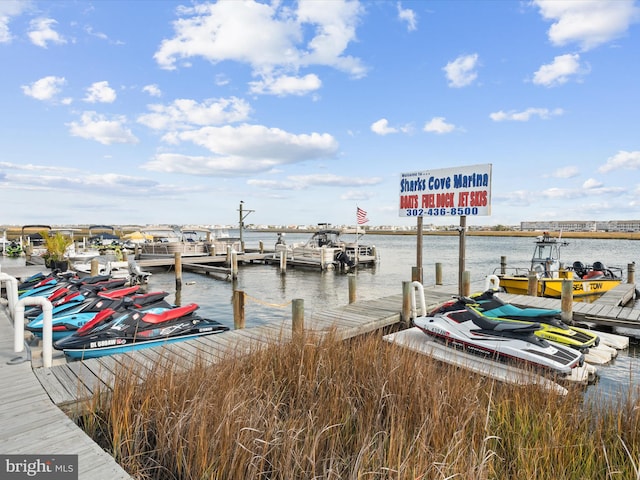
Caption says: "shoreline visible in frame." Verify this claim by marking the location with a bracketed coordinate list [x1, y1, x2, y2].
[253, 228, 640, 241]
[2, 226, 639, 242]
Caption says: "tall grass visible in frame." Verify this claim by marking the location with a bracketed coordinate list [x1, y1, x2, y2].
[79, 333, 640, 479]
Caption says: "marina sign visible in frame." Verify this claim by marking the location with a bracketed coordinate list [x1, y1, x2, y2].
[399, 163, 492, 217]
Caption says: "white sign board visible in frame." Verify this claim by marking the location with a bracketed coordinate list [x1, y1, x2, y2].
[399, 163, 492, 218]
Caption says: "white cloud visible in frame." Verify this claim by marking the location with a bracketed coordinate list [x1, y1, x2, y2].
[28, 17, 66, 48]
[143, 84, 162, 97]
[67, 111, 139, 145]
[21, 75, 66, 101]
[533, 0, 640, 51]
[248, 174, 381, 191]
[371, 118, 397, 135]
[397, 2, 417, 31]
[532, 53, 586, 87]
[370, 118, 412, 135]
[0, 0, 30, 43]
[154, 0, 366, 94]
[598, 150, 640, 173]
[423, 117, 455, 134]
[142, 123, 338, 176]
[138, 97, 251, 131]
[583, 178, 603, 189]
[551, 166, 579, 179]
[249, 73, 322, 96]
[84, 81, 117, 103]
[489, 107, 563, 122]
[443, 53, 479, 88]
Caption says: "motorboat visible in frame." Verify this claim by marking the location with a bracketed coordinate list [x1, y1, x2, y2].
[433, 290, 600, 352]
[26, 289, 172, 341]
[20, 224, 51, 265]
[54, 303, 229, 359]
[72, 258, 152, 285]
[137, 226, 212, 259]
[495, 232, 622, 298]
[280, 223, 378, 270]
[412, 292, 584, 375]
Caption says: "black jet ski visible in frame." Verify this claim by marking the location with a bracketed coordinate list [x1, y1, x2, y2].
[54, 303, 229, 359]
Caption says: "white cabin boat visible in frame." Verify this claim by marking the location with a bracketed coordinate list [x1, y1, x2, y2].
[281, 224, 378, 270]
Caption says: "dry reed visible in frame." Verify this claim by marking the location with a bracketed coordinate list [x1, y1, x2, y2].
[79, 333, 640, 479]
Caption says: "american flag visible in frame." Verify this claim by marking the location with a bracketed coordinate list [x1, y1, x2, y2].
[357, 207, 369, 225]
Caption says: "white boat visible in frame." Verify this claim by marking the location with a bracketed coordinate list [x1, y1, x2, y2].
[137, 226, 211, 259]
[72, 257, 152, 285]
[280, 224, 378, 270]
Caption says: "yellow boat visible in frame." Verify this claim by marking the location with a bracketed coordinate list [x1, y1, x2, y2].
[496, 232, 623, 299]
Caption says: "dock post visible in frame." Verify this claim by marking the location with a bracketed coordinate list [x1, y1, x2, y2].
[279, 250, 287, 273]
[233, 290, 246, 329]
[90, 258, 100, 276]
[259, 241, 264, 253]
[500, 256, 507, 275]
[401, 281, 412, 327]
[226, 245, 231, 266]
[348, 274, 356, 303]
[561, 279, 573, 324]
[462, 271, 471, 296]
[628, 263, 635, 284]
[411, 266, 422, 283]
[174, 252, 182, 305]
[435, 263, 443, 285]
[292, 298, 304, 336]
[231, 251, 238, 280]
[527, 273, 538, 296]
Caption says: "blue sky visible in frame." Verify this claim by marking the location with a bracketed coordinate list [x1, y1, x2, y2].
[1, 0, 639, 228]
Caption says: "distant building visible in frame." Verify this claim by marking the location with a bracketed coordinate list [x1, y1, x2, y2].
[521, 220, 640, 232]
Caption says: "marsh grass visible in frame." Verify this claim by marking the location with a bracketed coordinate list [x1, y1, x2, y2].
[79, 334, 640, 479]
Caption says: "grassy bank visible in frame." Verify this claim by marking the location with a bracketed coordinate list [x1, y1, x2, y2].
[79, 333, 639, 479]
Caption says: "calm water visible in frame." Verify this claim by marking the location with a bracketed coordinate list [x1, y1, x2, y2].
[2, 232, 639, 400]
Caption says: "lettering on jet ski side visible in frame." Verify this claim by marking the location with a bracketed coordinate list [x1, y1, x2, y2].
[90, 339, 127, 348]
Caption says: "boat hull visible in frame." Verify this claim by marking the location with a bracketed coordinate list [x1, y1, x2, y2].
[497, 275, 621, 298]
[60, 330, 224, 359]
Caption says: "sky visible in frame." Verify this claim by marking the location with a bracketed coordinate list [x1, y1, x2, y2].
[1, 0, 639, 229]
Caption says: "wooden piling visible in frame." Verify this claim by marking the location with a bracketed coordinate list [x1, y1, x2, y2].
[90, 258, 99, 277]
[628, 263, 635, 284]
[527, 273, 538, 296]
[174, 252, 182, 305]
[292, 298, 304, 336]
[348, 274, 356, 304]
[435, 263, 443, 285]
[233, 290, 246, 329]
[561, 279, 573, 324]
[500, 256, 507, 275]
[279, 250, 286, 273]
[231, 251, 238, 280]
[401, 281, 411, 327]
[411, 266, 422, 283]
[462, 271, 470, 296]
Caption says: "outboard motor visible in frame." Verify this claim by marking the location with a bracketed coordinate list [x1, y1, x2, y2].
[335, 251, 355, 269]
[572, 261, 587, 278]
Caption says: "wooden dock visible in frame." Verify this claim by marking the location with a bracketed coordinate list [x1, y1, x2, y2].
[0, 302, 133, 479]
